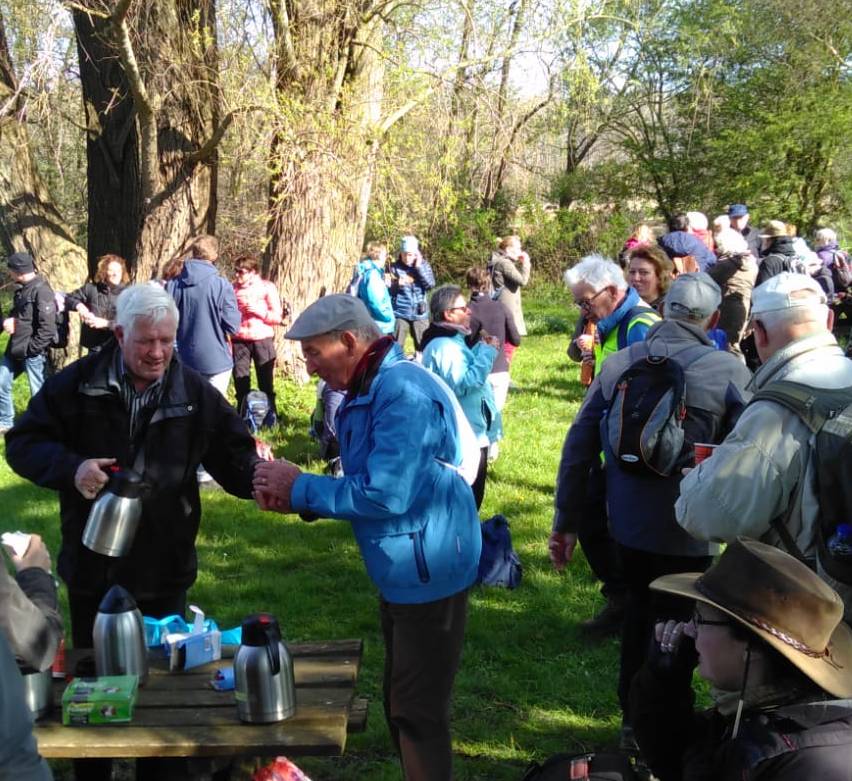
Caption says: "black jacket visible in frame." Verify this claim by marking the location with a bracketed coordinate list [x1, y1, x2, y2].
[630, 652, 852, 781]
[6, 276, 56, 359]
[65, 281, 126, 350]
[5, 344, 259, 599]
[468, 292, 521, 373]
[756, 237, 798, 287]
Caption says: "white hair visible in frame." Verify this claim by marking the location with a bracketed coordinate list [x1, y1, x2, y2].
[115, 282, 179, 333]
[563, 254, 627, 292]
[756, 300, 829, 332]
[713, 215, 730, 233]
[714, 228, 749, 256]
[814, 228, 837, 248]
[686, 211, 708, 231]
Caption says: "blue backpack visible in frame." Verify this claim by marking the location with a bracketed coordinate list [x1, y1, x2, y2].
[477, 514, 522, 589]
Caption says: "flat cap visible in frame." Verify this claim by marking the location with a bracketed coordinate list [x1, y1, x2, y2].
[751, 272, 827, 316]
[665, 272, 722, 320]
[285, 294, 376, 340]
[727, 203, 748, 218]
[7, 252, 35, 274]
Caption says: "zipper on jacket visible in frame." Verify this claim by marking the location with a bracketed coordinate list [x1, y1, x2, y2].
[410, 531, 431, 584]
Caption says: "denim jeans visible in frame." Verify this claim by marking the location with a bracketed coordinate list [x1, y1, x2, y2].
[0, 353, 46, 428]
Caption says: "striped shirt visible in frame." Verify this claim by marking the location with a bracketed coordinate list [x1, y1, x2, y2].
[110, 350, 166, 438]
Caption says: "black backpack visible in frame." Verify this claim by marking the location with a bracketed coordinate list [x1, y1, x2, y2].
[750, 380, 852, 585]
[605, 344, 709, 476]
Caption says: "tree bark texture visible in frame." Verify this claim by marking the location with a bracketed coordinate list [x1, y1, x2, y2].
[0, 13, 87, 365]
[265, 0, 385, 378]
[73, 0, 220, 281]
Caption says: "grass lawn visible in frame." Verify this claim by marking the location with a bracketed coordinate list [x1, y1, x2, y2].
[1, 286, 627, 780]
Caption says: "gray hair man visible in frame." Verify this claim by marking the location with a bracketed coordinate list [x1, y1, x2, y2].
[253, 293, 481, 780]
[551, 272, 752, 742]
[677, 273, 852, 601]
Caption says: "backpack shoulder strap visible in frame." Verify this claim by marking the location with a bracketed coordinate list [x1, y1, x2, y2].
[750, 381, 852, 433]
[617, 304, 657, 349]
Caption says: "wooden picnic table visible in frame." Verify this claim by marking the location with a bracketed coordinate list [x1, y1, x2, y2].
[34, 639, 367, 759]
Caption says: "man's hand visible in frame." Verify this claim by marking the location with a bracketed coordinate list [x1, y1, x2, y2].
[11, 533, 52, 573]
[74, 458, 117, 500]
[548, 531, 577, 573]
[253, 459, 302, 514]
[480, 330, 501, 350]
[575, 333, 594, 352]
[2, 317, 15, 335]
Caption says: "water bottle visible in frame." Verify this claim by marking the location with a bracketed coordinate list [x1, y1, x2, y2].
[827, 524, 852, 559]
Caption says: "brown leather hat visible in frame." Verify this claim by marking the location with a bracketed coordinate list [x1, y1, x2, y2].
[651, 537, 852, 698]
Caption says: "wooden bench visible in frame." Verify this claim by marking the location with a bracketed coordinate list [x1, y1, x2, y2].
[35, 639, 366, 759]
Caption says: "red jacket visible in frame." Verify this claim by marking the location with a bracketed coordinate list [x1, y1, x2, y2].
[233, 275, 283, 341]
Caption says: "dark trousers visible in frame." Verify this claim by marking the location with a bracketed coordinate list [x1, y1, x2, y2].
[380, 590, 469, 781]
[232, 338, 277, 413]
[616, 545, 712, 715]
[394, 318, 429, 352]
[472, 446, 488, 510]
[578, 464, 627, 601]
[70, 590, 188, 781]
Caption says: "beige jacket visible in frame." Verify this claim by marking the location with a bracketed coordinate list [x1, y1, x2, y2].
[488, 250, 531, 336]
[675, 331, 852, 559]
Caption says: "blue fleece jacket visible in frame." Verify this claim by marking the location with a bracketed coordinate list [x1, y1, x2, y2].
[166, 259, 241, 375]
[290, 343, 481, 604]
[658, 231, 717, 271]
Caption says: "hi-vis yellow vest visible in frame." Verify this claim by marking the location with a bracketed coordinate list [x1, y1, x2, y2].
[593, 307, 660, 377]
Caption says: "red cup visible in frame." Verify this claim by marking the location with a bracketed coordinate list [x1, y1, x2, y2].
[694, 443, 717, 465]
[51, 637, 66, 679]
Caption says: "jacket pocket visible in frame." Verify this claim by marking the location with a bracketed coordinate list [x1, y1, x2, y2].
[411, 530, 430, 584]
[359, 527, 432, 592]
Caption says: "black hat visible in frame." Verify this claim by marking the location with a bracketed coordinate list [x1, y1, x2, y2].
[7, 252, 35, 274]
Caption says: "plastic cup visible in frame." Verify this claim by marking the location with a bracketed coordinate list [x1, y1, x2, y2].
[694, 443, 717, 465]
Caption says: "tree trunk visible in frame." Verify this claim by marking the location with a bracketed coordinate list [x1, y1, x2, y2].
[265, 2, 385, 378]
[72, 0, 219, 281]
[0, 12, 87, 365]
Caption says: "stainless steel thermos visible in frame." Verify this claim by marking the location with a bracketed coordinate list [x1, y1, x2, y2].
[93, 584, 148, 685]
[82, 467, 144, 557]
[234, 613, 296, 723]
[18, 665, 52, 720]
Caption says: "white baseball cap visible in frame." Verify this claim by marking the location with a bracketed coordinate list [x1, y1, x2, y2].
[751, 272, 827, 316]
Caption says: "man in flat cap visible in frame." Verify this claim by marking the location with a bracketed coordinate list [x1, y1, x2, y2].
[254, 294, 481, 781]
[0, 253, 56, 432]
[550, 272, 751, 748]
[677, 273, 852, 605]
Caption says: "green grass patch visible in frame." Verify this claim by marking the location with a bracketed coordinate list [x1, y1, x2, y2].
[1, 289, 630, 780]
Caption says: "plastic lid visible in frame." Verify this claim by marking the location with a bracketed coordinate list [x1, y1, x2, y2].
[96, 584, 138, 614]
[107, 468, 144, 499]
[240, 613, 281, 645]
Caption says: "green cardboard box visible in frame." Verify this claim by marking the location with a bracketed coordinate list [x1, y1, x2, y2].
[61, 675, 139, 725]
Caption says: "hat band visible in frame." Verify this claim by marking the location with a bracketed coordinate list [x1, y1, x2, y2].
[695, 580, 839, 665]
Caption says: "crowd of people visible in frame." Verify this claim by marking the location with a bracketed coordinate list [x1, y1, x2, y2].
[2, 206, 852, 780]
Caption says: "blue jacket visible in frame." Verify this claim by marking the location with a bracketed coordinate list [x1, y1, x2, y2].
[290, 343, 481, 604]
[421, 330, 501, 445]
[389, 256, 435, 321]
[596, 286, 658, 352]
[658, 231, 717, 271]
[356, 260, 394, 334]
[166, 259, 241, 374]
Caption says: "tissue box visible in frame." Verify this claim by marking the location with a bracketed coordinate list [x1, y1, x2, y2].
[165, 628, 222, 671]
[62, 675, 138, 725]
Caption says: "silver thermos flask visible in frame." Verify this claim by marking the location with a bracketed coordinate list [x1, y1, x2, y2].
[93, 584, 148, 685]
[82, 467, 144, 558]
[234, 613, 296, 723]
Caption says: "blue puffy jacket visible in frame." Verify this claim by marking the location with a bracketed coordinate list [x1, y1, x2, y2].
[355, 259, 394, 334]
[290, 343, 481, 604]
[389, 256, 435, 321]
[658, 231, 717, 271]
[421, 329, 501, 445]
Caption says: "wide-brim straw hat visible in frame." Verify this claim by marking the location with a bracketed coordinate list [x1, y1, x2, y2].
[650, 537, 852, 698]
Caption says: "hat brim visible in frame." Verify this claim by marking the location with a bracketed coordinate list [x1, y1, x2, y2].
[651, 572, 852, 699]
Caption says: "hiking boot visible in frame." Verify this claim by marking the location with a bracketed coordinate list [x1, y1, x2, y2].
[618, 724, 639, 754]
[579, 597, 626, 638]
[262, 410, 278, 429]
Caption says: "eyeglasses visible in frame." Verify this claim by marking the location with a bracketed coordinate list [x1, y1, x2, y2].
[235, 268, 250, 274]
[692, 607, 730, 627]
[575, 287, 609, 311]
[446, 305, 470, 313]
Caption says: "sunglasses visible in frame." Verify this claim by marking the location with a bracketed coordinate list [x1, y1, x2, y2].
[692, 607, 730, 627]
[575, 287, 609, 311]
